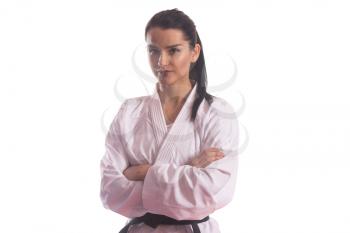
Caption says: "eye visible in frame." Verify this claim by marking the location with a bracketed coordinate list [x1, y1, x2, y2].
[169, 48, 179, 54]
[147, 48, 159, 54]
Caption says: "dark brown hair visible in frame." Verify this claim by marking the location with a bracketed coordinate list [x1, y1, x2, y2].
[144, 8, 213, 121]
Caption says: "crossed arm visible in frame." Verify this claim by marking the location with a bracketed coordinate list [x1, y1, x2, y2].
[123, 147, 225, 181]
[101, 98, 239, 219]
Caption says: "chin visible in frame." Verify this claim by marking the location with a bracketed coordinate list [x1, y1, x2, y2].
[159, 79, 175, 86]
[158, 74, 176, 85]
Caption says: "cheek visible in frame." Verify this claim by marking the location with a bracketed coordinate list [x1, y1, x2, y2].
[148, 55, 157, 66]
[173, 55, 191, 73]
[148, 56, 160, 72]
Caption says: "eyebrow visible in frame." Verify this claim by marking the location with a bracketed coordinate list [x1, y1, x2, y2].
[148, 44, 182, 49]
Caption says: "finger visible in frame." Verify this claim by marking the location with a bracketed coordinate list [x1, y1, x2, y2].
[194, 149, 220, 166]
[197, 151, 216, 165]
[203, 154, 225, 166]
[216, 151, 224, 156]
[201, 159, 217, 168]
[203, 147, 220, 153]
[206, 150, 219, 157]
[199, 162, 210, 168]
[201, 154, 219, 166]
[215, 154, 225, 161]
[206, 147, 222, 152]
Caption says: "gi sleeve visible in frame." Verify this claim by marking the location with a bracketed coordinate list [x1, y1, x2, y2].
[100, 100, 147, 218]
[142, 99, 239, 220]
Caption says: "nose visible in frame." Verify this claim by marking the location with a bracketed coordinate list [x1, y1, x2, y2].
[157, 52, 169, 66]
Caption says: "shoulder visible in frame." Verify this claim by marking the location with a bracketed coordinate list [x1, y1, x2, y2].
[199, 96, 239, 149]
[109, 95, 149, 129]
[122, 95, 149, 107]
[195, 96, 238, 138]
[110, 96, 148, 132]
[199, 96, 237, 122]
[118, 95, 150, 117]
[209, 96, 237, 120]
[202, 96, 238, 137]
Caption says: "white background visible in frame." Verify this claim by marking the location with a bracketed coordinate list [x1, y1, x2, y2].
[1, 1, 350, 233]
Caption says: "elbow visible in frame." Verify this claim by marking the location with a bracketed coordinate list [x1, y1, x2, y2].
[100, 188, 115, 211]
[100, 184, 124, 213]
[100, 181, 146, 218]
[100, 189, 132, 217]
[212, 175, 238, 210]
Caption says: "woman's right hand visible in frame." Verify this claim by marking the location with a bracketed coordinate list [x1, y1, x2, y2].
[187, 147, 225, 168]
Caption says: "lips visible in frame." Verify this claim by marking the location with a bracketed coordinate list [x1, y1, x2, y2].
[157, 70, 172, 77]
[157, 70, 172, 78]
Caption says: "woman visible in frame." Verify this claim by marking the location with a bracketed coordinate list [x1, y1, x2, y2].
[100, 8, 239, 233]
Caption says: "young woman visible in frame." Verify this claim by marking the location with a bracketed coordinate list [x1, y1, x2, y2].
[100, 8, 239, 233]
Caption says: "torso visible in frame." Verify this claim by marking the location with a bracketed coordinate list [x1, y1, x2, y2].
[119, 95, 208, 166]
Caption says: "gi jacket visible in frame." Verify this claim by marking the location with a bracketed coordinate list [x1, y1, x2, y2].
[100, 82, 239, 233]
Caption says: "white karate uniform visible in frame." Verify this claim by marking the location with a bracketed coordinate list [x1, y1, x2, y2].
[100, 81, 239, 233]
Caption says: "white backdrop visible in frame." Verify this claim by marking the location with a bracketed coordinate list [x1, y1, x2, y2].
[1, 1, 349, 233]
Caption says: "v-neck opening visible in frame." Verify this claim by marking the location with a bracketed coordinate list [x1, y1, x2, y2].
[155, 81, 197, 136]
[166, 122, 173, 132]
[149, 80, 198, 163]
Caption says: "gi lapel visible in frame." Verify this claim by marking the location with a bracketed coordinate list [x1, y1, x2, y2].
[149, 81, 198, 164]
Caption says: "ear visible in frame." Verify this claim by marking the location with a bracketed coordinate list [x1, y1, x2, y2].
[191, 43, 201, 63]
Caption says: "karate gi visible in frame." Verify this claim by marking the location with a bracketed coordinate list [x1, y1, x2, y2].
[100, 81, 239, 233]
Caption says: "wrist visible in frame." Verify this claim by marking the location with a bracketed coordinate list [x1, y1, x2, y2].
[141, 164, 151, 180]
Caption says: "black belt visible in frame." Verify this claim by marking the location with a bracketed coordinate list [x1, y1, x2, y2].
[119, 212, 209, 233]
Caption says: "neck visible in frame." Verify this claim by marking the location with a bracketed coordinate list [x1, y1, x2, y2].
[157, 79, 195, 105]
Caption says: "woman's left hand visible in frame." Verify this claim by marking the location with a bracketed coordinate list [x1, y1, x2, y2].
[123, 164, 151, 181]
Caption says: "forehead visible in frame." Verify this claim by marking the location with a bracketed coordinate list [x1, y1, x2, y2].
[146, 27, 186, 48]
